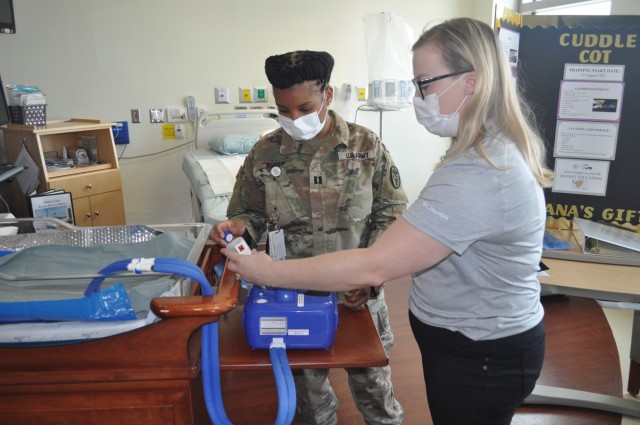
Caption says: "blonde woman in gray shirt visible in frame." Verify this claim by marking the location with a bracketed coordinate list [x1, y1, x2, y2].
[222, 18, 553, 425]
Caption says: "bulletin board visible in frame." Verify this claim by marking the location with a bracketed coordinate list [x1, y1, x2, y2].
[516, 18, 640, 229]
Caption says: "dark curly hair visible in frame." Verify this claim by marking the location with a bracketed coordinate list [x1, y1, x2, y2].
[264, 50, 334, 90]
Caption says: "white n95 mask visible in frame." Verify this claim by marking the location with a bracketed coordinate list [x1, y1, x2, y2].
[413, 76, 468, 138]
[279, 92, 327, 140]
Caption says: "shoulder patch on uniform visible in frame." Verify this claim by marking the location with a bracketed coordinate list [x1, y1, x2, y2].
[390, 166, 401, 189]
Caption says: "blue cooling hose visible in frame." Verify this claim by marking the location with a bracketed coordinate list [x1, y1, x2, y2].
[83, 258, 230, 423]
[91, 257, 296, 425]
[270, 340, 296, 425]
[202, 319, 233, 425]
[212, 260, 297, 425]
[85, 259, 135, 296]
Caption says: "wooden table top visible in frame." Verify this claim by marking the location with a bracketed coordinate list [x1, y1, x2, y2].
[540, 256, 640, 301]
[218, 304, 388, 371]
[539, 227, 639, 300]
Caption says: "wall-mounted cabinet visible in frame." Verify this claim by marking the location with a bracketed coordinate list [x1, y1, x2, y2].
[1, 119, 125, 226]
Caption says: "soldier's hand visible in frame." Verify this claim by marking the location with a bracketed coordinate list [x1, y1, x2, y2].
[210, 220, 246, 246]
[342, 288, 370, 311]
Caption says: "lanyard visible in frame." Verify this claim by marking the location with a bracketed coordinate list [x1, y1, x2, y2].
[268, 166, 282, 231]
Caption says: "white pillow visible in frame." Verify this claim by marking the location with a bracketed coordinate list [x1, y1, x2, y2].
[208, 133, 260, 155]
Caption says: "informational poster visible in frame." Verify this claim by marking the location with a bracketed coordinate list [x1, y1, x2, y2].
[162, 124, 176, 140]
[554, 121, 618, 160]
[499, 26, 520, 67]
[552, 158, 610, 196]
[553, 69, 623, 199]
[518, 23, 640, 227]
[557, 80, 624, 122]
[563, 63, 625, 82]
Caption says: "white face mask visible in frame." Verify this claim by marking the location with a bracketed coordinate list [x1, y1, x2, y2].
[413, 76, 468, 137]
[278, 92, 327, 140]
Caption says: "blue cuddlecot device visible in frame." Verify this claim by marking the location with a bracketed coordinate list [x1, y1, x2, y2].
[243, 286, 339, 350]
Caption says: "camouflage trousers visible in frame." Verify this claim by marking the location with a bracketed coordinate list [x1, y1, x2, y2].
[294, 290, 404, 424]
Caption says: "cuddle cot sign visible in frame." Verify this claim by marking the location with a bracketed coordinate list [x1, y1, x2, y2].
[559, 32, 637, 63]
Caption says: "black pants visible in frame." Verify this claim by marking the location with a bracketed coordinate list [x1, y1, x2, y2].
[409, 311, 545, 425]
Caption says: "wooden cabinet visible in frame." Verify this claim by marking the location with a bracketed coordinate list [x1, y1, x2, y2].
[1, 119, 125, 226]
[47, 168, 125, 226]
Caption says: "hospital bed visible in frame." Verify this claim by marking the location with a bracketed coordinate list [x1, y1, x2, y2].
[183, 110, 279, 225]
[0, 218, 241, 425]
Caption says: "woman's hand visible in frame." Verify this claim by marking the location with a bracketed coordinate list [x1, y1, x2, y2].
[221, 248, 273, 284]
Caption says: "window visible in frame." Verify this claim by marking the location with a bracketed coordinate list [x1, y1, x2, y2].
[519, 0, 611, 15]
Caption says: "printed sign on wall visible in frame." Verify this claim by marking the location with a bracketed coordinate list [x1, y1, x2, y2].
[518, 23, 640, 227]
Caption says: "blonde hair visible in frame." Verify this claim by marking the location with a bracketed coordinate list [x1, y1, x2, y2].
[413, 18, 553, 187]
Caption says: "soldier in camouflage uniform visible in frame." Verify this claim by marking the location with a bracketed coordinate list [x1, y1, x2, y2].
[211, 50, 406, 425]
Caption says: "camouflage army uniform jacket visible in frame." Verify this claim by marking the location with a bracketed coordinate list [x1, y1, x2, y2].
[227, 110, 407, 258]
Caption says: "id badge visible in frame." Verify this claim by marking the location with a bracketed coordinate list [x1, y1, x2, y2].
[268, 228, 286, 261]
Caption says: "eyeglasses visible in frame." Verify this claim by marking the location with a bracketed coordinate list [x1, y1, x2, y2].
[412, 70, 472, 100]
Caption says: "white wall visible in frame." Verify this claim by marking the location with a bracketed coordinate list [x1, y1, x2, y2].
[1, 0, 501, 224]
[611, 0, 640, 14]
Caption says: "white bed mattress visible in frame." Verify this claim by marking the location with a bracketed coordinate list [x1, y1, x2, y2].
[182, 149, 246, 224]
[183, 110, 279, 225]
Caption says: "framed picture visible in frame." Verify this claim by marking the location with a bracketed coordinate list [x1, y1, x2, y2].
[28, 191, 74, 225]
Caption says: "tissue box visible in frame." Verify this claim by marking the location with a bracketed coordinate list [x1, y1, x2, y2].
[9, 104, 47, 126]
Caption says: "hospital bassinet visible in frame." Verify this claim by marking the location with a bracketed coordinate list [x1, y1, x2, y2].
[0, 218, 240, 425]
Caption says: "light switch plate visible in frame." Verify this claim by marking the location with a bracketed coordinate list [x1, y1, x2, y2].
[131, 108, 140, 123]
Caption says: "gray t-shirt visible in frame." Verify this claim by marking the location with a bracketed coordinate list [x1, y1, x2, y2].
[404, 135, 545, 341]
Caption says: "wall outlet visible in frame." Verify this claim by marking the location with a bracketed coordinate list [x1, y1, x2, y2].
[357, 87, 367, 101]
[214, 87, 231, 104]
[167, 107, 187, 122]
[239, 87, 252, 103]
[253, 86, 268, 103]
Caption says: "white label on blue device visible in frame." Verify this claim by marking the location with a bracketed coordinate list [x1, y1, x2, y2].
[297, 293, 304, 307]
[260, 317, 287, 335]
